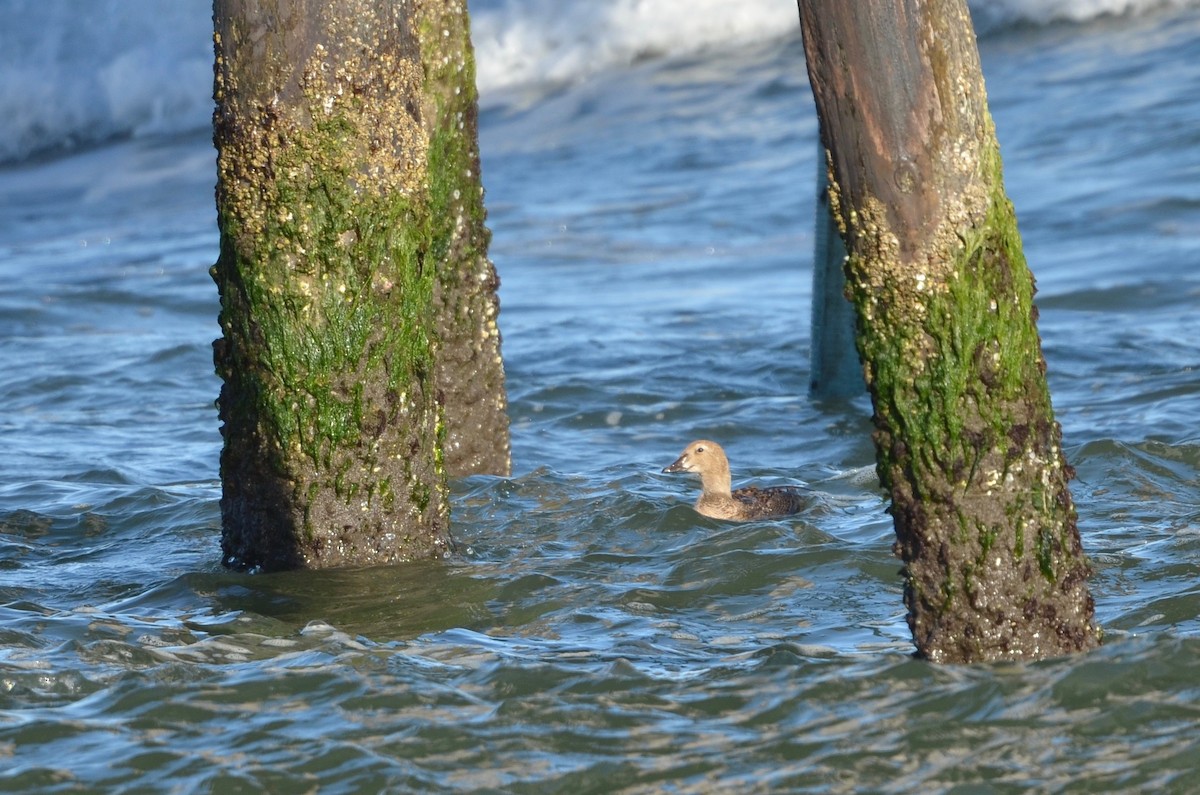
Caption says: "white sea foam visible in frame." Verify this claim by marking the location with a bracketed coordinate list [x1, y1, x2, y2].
[0, 0, 212, 163]
[0, 0, 1194, 163]
[971, 0, 1199, 33]
[470, 0, 799, 96]
[472, 0, 1200, 96]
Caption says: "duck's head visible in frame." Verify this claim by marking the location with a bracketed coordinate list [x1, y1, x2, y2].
[662, 439, 728, 476]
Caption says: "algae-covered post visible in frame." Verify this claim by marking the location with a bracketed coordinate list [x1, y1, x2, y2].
[419, 0, 511, 478]
[796, 0, 1100, 662]
[211, 0, 509, 572]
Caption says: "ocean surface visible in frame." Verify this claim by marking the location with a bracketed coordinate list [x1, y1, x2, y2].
[4, 0, 1200, 791]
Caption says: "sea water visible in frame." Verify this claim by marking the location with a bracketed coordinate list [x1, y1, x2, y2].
[3, 1, 1200, 791]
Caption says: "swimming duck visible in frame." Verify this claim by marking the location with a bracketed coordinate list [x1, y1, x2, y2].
[662, 439, 807, 521]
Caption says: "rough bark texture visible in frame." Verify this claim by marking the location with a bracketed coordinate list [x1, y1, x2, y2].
[212, 0, 508, 572]
[797, 0, 1099, 662]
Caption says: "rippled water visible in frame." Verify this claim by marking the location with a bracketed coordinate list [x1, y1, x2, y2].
[4, 8, 1200, 793]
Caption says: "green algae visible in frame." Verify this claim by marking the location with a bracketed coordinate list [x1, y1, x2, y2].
[855, 140, 1045, 503]
[217, 110, 437, 486]
[840, 134, 1095, 660]
[210, 3, 488, 568]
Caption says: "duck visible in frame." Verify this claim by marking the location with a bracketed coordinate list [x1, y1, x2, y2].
[662, 439, 807, 521]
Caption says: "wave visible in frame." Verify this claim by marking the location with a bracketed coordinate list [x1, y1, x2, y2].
[469, 0, 798, 96]
[0, 0, 213, 164]
[1, 0, 1194, 164]
[472, 0, 1200, 93]
[970, 0, 1200, 34]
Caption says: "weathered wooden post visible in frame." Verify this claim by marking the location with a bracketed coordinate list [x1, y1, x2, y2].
[797, 0, 1099, 661]
[420, 0, 511, 478]
[810, 142, 863, 399]
[211, 0, 508, 572]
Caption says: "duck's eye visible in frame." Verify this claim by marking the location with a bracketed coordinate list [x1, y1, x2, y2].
[695, 446, 705, 453]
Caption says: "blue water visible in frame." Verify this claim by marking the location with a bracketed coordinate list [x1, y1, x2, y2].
[4, 1, 1200, 791]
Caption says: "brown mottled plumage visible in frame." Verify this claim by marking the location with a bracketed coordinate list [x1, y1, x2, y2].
[662, 439, 806, 520]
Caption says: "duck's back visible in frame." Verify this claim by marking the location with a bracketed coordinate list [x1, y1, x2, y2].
[731, 485, 807, 520]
